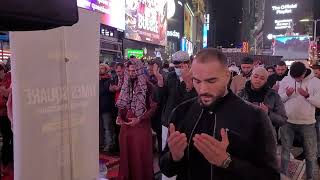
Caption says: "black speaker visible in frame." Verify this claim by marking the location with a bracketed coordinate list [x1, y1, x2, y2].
[0, 0, 79, 31]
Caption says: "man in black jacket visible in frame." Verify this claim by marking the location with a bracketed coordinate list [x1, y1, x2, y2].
[99, 64, 116, 152]
[267, 61, 287, 91]
[159, 48, 280, 180]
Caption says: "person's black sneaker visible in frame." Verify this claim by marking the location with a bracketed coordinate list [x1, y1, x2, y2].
[295, 153, 305, 161]
[317, 157, 320, 167]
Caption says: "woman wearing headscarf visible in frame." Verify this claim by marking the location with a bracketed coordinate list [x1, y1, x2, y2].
[116, 59, 157, 180]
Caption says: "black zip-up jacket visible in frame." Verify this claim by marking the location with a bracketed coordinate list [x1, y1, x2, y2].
[159, 92, 280, 180]
[267, 73, 286, 88]
[156, 71, 197, 127]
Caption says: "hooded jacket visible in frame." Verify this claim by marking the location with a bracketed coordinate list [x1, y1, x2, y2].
[238, 81, 287, 127]
[279, 69, 320, 125]
[159, 92, 279, 180]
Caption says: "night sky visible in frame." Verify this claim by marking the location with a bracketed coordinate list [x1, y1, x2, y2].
[211, 0, 243, 48]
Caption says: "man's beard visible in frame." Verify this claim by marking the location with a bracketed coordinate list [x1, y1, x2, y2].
[198, 93, 221, 107]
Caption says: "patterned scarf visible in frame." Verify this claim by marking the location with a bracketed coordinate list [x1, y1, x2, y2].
[116, 59, 148, 117]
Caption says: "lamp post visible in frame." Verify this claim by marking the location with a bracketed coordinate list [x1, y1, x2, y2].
[314, 19, 319, 42]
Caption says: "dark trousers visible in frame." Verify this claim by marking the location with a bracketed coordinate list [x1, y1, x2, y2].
[0, 116, 13, 165]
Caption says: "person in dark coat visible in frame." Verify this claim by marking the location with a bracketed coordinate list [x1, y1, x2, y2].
[266, 61, 287, 91]
[154, 51, 197, 146]
[146, 59, 167, 152]
[109, 62, 125, 154]
[99, 64, 116, 152]
[238, 67, 287, 139]
[159, 48, 280, 180]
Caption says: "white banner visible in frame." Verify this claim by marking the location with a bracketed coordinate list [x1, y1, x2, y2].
[10, 9, 100, 180]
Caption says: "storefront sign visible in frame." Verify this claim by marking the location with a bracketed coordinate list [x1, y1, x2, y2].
[167, 30, 180, 39]
[184, 4, 193, 41]
[125, 0, 167, 46]
[126, 49, 144, 59]
[77, 0, 125, 30]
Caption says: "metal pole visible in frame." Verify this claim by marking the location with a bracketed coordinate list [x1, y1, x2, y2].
[0, 41, 3, 62]
[254, 38, 257, 55]
[314, 20, 317, 42]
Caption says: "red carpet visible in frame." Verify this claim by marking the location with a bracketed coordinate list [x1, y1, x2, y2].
[2, 164, 14, 180]
[100, 153, 120, 179]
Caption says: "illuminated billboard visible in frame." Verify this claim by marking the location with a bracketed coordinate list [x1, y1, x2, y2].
[184, 4, 193, 41]
[125, 0, 167, 46]
[77, 0, 125, 30]
[274, 35, 310, 60]
[264, 0, 313, 48]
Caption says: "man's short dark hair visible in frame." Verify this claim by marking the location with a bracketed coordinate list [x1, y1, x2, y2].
[277, 61, 286, 66]
[195, 48, 227, 66]
[290, 62, 306, 78]
[115, 62, 124, 69]
[241, 57, 254, 65]
[130, 55, 136, 59]
[266, 66, 274, 71]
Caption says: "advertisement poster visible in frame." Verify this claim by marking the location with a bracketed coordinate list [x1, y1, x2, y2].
[77, 0, 125, 30]
[184, 4, 193, 41]
[274, 35, 310, 60]
[11, 9, 100, 180]
[126, 49, 144, 59]
[125, 0, 167, 46]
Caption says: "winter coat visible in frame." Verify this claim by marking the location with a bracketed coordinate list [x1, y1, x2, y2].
[279, 69, 320, 125]
[155, 71, 197, 127]
[160, 92, 280, 180]
[99, 78, 115, 113]
[238, 81, 287, 127]
[267, 73, 286, 88]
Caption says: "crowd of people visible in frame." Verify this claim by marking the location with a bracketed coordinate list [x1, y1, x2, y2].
[98, 48, 320, 180]
[0, 61, 13, 177]
[0, 47, 319, 180]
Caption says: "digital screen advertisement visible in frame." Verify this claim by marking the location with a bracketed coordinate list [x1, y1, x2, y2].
[184, 4, 193, 41]
[263, 0, 313, 48]
[77, 0, 125, 30]
[274, 35, 310, 60]
[125, 0, 167, 46]
[181, 38, 193, 56]
[126, 49, 144, 59]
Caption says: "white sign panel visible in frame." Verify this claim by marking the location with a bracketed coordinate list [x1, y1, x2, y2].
[11, 8, 100, 180]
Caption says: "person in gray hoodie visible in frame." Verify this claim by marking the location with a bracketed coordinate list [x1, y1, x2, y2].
[279, 62, 320, 180]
